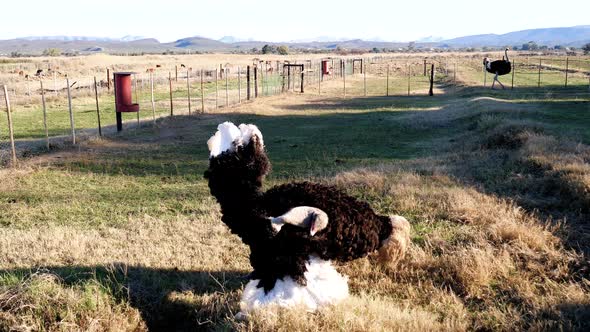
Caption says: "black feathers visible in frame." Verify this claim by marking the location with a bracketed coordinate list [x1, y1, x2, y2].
[484, 48, 512, 76]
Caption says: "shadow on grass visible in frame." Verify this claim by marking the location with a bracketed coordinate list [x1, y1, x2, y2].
[0, 265, 246, 331]
[56, 105, 457, 179]
[441, 83, 590, 100]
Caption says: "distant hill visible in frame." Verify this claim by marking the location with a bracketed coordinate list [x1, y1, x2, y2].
[170, 36, 228, 50]
[441, 25, 590, 47]
[0, 38, 166, 55]
[1, 25, 588, 55]
[20, 35, 148, 43]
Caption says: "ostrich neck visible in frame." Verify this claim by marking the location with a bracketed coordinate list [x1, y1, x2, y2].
[208, 177, 264, 212]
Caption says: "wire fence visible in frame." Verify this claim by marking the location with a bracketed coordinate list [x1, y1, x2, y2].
[1, 55, 589, 167]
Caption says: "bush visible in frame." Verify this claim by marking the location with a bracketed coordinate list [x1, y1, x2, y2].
[262, 44, 276, 54]
[521, 41, 538, 51]
[277, 45, 289, 55]
[42, 48, 62, 56]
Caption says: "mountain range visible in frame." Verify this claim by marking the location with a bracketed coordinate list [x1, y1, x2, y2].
[1, 25, 588, 55]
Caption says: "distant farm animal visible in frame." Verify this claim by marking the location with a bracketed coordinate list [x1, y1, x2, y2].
[180, 64, 186, 68]
[483, 48, 512, 89]
[264, 61, 274, 73]
[219, 63, 232, 78]
[156, 64, 162, 68]
[18, 71, 24, 76]
[35, 69, 44, 77]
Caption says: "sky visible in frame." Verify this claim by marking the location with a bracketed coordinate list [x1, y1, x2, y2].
[0, 0, 588, 42]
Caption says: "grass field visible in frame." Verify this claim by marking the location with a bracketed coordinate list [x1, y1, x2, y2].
[1, 53, 590, 331]
[1, 53, 588, 149]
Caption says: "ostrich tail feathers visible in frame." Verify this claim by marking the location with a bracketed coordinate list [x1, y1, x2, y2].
[377, 215, 411, 266]
[239, 124, 264, 148]
[208, 122, 242, 157]
[208, 122, 265, 157]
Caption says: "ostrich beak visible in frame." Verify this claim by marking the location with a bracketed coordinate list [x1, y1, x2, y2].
[310, 219, 317, 236]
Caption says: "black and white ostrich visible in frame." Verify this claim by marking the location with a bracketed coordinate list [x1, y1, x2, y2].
[204, 122, 411, 311]
[483, 48, 512, 89]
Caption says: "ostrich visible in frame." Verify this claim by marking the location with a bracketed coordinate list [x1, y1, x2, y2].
[483, 48, 512, 89]
[204, 122, 411, 311]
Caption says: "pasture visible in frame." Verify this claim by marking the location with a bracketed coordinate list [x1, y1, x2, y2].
[0, 52, 590, 331]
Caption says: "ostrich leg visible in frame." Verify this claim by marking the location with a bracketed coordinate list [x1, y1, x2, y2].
[492, 73, 497, 89]
[495, 73, 505, 89]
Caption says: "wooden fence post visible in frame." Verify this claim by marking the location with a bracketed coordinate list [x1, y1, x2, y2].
[300, 69, 304, 93]
[40, 81, 50, 148]
[93, 77, 102, 136]
[343, 61, 346, 97]
[254, 66, 258, 98]
[175, 65, 178, 82]
[238, 67, 241, 103]
[281, 66, 286, 93]
[363, 61, 367, 96]
[225, 67, 229, 107]
[423, 59, 427, 76]
[169, 72, 174, 116]
[150, 71, 156, 123]
[537, 58, 542, 88]
[564, 57, 569, 88]
[107, 68, 110, 92]
[318, 63, 321, 95]
[66, 78, 75, 144]
[3, 85, 17, 165]
[511, 62, 515, 90]
[215, 68, 219, 108]
[407, 64, 411, 96]
[247, 66, 251, 100]
[287, 66, 291, 91]
[187, 69, 192, 114]
[200, 69, 205, 113]
[429, 63, 435, 96]
[454, 63, 457, 93]
[386, 64, 390, 96]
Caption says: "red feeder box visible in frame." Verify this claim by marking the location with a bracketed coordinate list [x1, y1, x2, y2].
[113, 72, 139, 132]
[321, 60, 330, 75]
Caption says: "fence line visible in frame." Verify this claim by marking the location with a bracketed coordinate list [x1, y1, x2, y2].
[2, 55, 590, 167]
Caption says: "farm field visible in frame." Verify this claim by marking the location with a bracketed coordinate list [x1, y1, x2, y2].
[0, 53, 590, 331]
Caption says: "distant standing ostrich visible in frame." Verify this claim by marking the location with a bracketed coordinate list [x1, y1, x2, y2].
[483, 48, 512, 89]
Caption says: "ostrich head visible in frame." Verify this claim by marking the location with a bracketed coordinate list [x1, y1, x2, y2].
[483, 57, 490, 66]
[310, 212, 329, 236]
